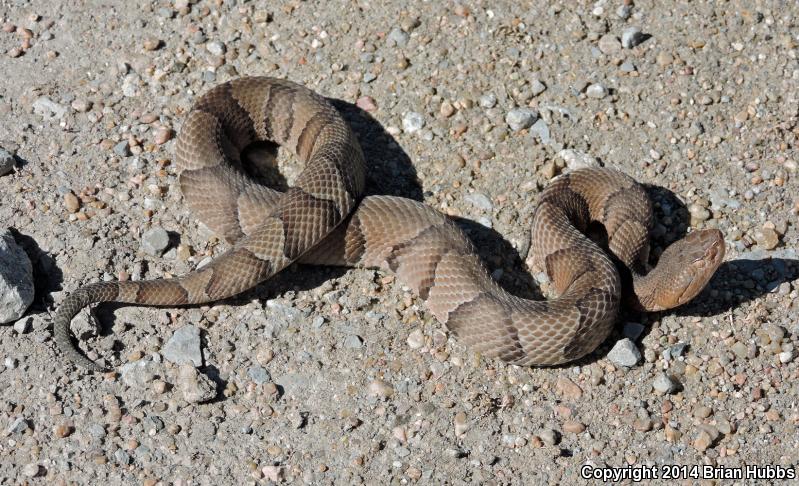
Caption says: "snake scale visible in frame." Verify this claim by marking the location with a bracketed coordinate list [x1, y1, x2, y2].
[53, 77, 725, 371]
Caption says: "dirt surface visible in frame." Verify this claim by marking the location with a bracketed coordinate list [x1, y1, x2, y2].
[1, 0, 798, 484]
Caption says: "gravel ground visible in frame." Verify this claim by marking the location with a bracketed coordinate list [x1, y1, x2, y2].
[1, 0, 798, 484]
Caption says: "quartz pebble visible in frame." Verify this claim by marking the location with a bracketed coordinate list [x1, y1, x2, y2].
[402, 112, 425, 134]
[585, 84, 608, 99]
[205, 40, 226, 56]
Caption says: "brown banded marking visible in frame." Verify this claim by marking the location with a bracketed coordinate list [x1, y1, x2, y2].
[295, 110, 332, 162]
[260, 82, 296, 143]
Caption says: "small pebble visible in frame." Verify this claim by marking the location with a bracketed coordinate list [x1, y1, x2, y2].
[71, 99, 92, 112]
[205, 40, 226, 56]
[367, 379, 394, 398]
[356, 96, 377, 112]
[529, 119, 551, 144]
[652, 373, 678, 394]
[538, 428, 559, 446]
[607, 338, 641, 367]
[386, 27, 409, 47]
[689, 203, 711, 223]
[402, 112, 425, 134]
[439, 100, 455, 118]
[555, 377, 583, 400]
[177, 364, 217, 403]
[141, 227, 170, 256]
[53, 423, 73, 438]
[557, 149, 601, 171]
[22, 463, 42, 477]
[754, 227, 779, 250]
[563, 421, 586, 434]
[479, 93, 497, 108]
[598, 34, 621, 54]
[530, 79, 546, 96]
[464, 192, 493, 211]
[247, 365, 271, 385]
[262, 466, 284, 482]
[505, 107, 537, 131]
[344, 334, 363, 349]
[64, 192, 81, 213]
[143, 38, 162, 51]
[153, 127, 173, 145]
[113, 140, 131, 157]
[407, 329, 424, 349]
[7, 417, 29, 434]
[585, 84, 608, 99]
[621, 27, 645, 49]
[13, 317, 32, 334]
[114, 448, 131, 465]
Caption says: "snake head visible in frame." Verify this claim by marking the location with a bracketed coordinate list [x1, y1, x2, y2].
[640, 228, 725, 311]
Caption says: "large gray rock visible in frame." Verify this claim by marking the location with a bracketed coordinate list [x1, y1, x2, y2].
[0, 230, 34, 323]
[0, 147, 15, 176]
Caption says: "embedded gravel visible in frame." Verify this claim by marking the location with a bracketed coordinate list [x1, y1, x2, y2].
[1, 1, 798, 484]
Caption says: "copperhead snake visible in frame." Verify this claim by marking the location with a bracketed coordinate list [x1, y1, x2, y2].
[53, 77, 725, 371]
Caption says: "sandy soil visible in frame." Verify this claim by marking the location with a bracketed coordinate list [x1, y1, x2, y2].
[0, 0, 798, 484]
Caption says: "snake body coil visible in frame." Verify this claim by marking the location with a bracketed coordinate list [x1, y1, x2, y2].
[53, 77, 725, 370]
